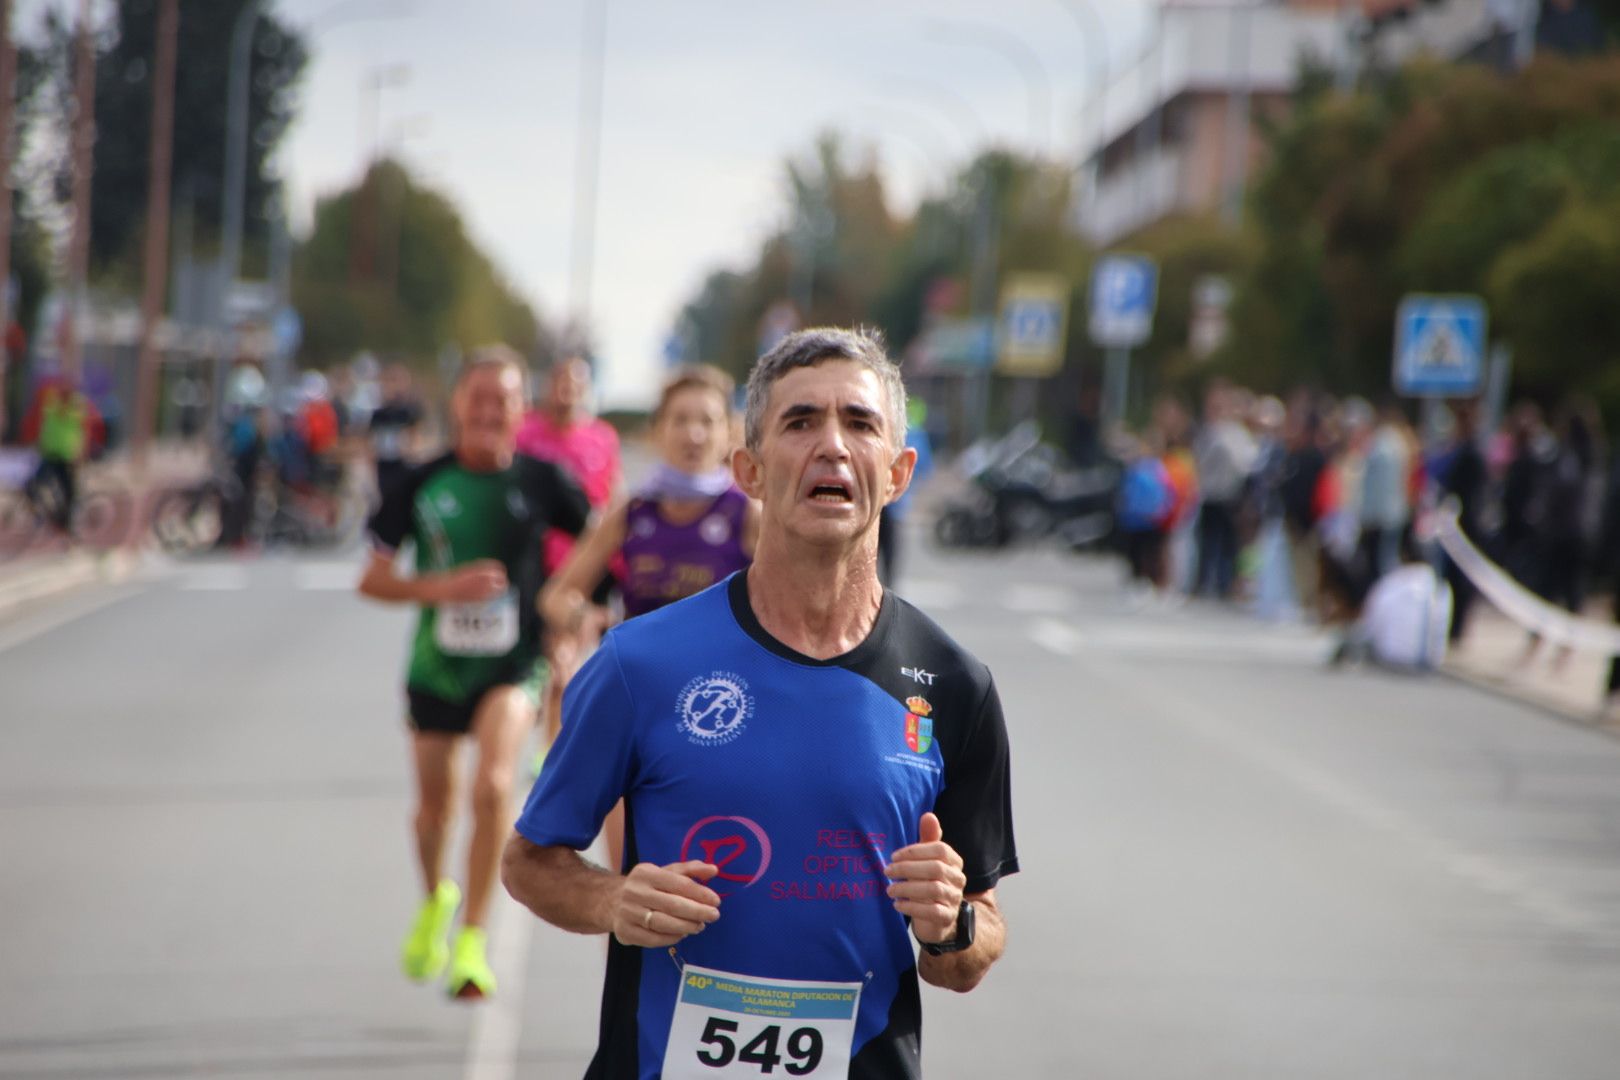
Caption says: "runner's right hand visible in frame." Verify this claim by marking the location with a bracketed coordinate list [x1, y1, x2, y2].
[431, 560, 508, 603]
[610, 860, 721, 948]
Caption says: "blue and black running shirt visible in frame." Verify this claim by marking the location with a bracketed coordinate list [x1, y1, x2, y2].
[516, 572, 1018, 1080]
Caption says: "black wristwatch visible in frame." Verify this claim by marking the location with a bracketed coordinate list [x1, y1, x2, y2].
[918, 900, 975, 956]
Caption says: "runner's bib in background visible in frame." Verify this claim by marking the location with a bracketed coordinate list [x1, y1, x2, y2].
[434, 590, 519, 656]
[662, 965, 861, 1078]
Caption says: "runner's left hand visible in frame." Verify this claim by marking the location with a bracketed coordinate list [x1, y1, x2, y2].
[884, 812, 966, 946]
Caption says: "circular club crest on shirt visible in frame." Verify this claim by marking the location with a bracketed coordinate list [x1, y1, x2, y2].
[699, 513, 732, 546]
[676, 671, 753, 745]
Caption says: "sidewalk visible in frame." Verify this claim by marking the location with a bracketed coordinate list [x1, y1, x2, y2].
[0, 441, 205, 617]
[0, 547, 141, 617]
[1444, 599, 1619, 726]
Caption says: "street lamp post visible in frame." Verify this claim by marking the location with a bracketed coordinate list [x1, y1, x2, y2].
[132, 0, 179, 472]
[920, 18, 1053, 154]
[1054, 0, 1110, 208]
[0, 0, 14, 439]
[220, 0, 415, 326]
[1221, 0, 1256, 225]
[569, 0, 609, 346]
[62, 0, 96, 383]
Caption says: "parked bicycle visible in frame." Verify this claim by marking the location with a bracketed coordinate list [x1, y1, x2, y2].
[0, 468, 132, 557]
[150, 456, 366, 556]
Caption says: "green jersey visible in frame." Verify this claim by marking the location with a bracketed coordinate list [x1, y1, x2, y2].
[367, 451, 591, 703]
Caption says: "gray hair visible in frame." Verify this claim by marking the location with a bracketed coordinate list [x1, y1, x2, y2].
[743, 327, 907, 450]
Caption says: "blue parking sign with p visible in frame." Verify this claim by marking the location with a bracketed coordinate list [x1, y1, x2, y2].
[1393, 294, 1487, 397]
[1089, 255, 1157, 348]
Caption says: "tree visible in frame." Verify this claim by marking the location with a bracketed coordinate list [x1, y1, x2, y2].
[1227, 55, 1620, 418]
[39, 0, 307, 277]
[293, 159, 543, 369]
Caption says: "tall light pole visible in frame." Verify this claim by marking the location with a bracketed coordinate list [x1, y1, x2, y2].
[920, 18, 1053, 155]
[569, 0, 609, 346]
[346, 63, 410, 293]
[218, 0, 262, 339]
[220, 0, 414, 322]
[132, 0, 179, 471]
[62, 0, 96, 383]
[1221, 0, 1256, 225]
[0, 0, 15, 439]
[1054, 0, 1110, 203]
[1133, 3, 1167, 225]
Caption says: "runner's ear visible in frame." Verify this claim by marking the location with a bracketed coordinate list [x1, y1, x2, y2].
[885, 446, 917, 506]
[731, 445, 763, 500]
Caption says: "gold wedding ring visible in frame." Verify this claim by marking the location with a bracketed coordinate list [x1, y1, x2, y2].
[643, 908, 655, 930]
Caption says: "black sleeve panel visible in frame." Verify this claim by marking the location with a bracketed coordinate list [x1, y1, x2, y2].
[836, 595, 1020, 896]
[932, 674, 1019, 894]
[365, 452, 450, 552]
[526, 454, 592, 536]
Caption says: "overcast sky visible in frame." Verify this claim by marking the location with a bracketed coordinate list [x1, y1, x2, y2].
[33, 0, 1154, 407]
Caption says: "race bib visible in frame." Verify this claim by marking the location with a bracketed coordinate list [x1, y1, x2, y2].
[434, 589, 519, 656]
[662, 965, 861, 1078]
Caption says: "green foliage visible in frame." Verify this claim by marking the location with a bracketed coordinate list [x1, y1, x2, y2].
[292, 160, 541, 370]
[1487, 195, 1620, 394]
[40, 0, 308, 275]
[1120, 214, 1253, 402]
[1229, 55, 1620, 418]
[678, 137, 1090, 387]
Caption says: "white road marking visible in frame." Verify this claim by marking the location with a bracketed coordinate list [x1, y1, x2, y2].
[295, 561, 363, 591]
[179, 565, 250, 591]
[1002, 584, 1071, 614]
[0, 586, 140, 654]
[463, 892, 534, 1080]
[1030, 618, 1083, 656]
[464, 833, 607, 1080]
[1028, 616, 1330, 662]
[898, 579, 963, 611]
[1037, 616, 1610, 941]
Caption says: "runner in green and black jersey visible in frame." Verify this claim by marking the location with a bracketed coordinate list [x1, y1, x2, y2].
[359, 346, 589, 1001]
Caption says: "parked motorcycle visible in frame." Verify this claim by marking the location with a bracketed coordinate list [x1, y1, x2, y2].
[932, 421, 1120, 551]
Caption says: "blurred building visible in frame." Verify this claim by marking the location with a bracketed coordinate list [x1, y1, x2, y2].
[1073, 0, 1519, 246]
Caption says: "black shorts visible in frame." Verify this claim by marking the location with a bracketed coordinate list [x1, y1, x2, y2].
[406, 667, 545, 736]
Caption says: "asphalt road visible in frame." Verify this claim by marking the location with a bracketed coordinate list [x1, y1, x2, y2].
[6, 534, 1620, 1078]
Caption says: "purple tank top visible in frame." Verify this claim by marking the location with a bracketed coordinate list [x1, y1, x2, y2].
[622, 486, 751, 618]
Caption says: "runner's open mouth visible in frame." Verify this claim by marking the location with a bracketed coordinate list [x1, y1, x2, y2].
[809, 482, 852, 503]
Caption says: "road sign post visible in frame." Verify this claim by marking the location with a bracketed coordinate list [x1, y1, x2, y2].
[1089, 254, 1157, 431]
[997, 273, 1070, 423]
[1392, 294, 1488, 398]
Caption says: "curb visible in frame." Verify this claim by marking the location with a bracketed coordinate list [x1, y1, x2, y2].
[1439, 658, 1620, 738]
[0, 549, 141, 619]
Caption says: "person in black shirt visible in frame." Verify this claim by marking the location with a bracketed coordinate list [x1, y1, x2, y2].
[1439, 400, 1489, 642]
[1279, 406, 1327, 620]
[369, 363, 424, 500]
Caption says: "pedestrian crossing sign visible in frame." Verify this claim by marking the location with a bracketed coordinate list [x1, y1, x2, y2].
[1393, 294, 1487, 397]
[997, 274, 1070, 377]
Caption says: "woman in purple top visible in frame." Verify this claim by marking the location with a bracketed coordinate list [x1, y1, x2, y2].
[542, 364, 757, 631]
[541, 365, 757, 867]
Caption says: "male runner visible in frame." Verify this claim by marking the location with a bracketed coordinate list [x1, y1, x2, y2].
[503, 328, 1016, 1077]
[359, 347, 589, 1000]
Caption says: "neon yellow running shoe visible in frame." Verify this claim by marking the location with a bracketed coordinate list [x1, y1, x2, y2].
[447, 926, 496, 1001]
[400, 879, 461, 982]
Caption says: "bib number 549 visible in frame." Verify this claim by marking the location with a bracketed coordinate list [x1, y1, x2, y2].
[696, 1017, 823, 1075]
